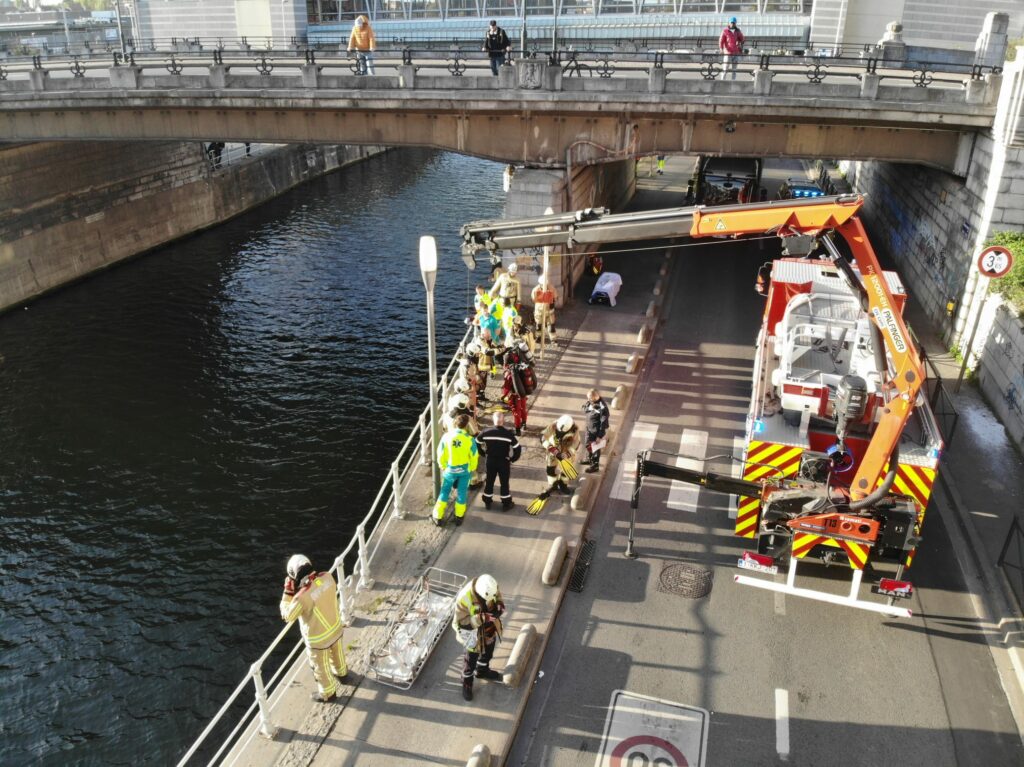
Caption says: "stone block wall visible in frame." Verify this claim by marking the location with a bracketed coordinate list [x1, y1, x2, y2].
[0, 141, 383, 313]
[976, 299, 1024, 449]
[850, 157, 981, 340]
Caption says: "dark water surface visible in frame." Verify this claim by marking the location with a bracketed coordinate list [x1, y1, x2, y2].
[0, 149, 504, 765]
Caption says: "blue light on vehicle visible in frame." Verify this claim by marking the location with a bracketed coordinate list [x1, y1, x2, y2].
[752, 419, 766, 433]
[929, 447, 941, 460]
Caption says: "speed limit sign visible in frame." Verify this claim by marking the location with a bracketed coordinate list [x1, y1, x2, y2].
[977, 246, 1014, 278]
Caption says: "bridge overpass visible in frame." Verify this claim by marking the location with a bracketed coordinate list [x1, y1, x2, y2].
[0, 47, 1004, 174]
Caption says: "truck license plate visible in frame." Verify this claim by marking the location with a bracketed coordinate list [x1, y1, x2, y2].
[737, 557, 778, 575]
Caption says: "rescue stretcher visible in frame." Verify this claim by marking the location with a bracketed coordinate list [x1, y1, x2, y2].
[368, 567, 467, 689]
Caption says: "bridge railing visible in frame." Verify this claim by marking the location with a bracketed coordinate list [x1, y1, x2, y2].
[174, 327, 471, 766]
[0, 47, 1002, 95]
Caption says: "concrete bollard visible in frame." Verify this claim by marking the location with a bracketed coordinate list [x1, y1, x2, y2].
[860, 73, 880, 100]
[29, 69, 48, 91]
[653, 279, 663, 297]
[611, 384, 629, 411]
[753, 69, 773, 96]
[648, 67, 667, 94]
[626, 353, 642, 373]
[636, 324, 651, 344]
[109, 66, 142, 89]
[466, 744, 491, 767]
[542, 536, 567, 585]
[398, 64, 416, 89]
[570, 471, 601, 512]
[965, 78, 986, 106]
[208, 64, 230, 88]
[502, 623, 537, 688]
[300, 64, 320, 88]
[985, 72, 1003, 106]
[645, 300, 658, 319]
[659, 263, 669, 277]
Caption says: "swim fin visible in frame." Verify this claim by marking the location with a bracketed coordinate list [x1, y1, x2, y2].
[526, 492, 550, 516]
[557, 458, 579, 481]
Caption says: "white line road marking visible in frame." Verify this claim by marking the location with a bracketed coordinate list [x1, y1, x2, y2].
[774, 590, 786, 616]
[728, 436, 745, 519]
[666, 429, 707, 512]
[775, 688, 790, 761]
[611, 422, 659, 501]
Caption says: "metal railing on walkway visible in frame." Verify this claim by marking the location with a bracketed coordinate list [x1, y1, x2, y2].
[176, 328, 471, 766]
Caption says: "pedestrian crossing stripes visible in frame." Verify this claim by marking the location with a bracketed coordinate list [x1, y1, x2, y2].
[611, 422, 659, 501]
[666, 429, 707, 512]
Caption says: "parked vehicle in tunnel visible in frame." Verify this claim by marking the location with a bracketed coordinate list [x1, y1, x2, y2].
[777, 177, 825, 199]
[686, 156, 764, 206]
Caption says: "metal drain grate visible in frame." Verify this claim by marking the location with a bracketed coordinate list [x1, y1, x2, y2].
[658, 563, 714, 599]
[567, 538, 597, 593]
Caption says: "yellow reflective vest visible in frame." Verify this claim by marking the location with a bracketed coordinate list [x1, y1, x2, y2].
[437, 428, 479, 472]
[279, 571, 344, 650]
[452, 578, 504, 630]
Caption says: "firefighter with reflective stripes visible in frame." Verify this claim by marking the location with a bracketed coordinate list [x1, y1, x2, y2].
[433, 413, 480, 527]
[451, 573, 505, 701]
[279, 554, 348, 703]
[541, 415, 581, 494]
[476, 411, 521, 510]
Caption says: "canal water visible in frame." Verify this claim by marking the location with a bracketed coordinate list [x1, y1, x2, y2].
[0, 149, 505, 766]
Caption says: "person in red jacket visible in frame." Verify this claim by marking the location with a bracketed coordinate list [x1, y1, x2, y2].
[719, 17, 744, 81]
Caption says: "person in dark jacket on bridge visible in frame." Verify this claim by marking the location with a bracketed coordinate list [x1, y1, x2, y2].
[483, 20, 511, 76]
[582, 388, 610, 473]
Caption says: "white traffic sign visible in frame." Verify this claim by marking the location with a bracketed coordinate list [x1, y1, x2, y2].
[596, 690, 709, 767]
[977, 245, 1013, 278]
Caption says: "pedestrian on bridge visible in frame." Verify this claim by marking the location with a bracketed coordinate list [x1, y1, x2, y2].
[483, 20, 511, 76]
[279, 554, 348, 703]
[476, 411, 521, 510]
[348, 15, 376, 75]
[719, 16, 744, 81]
[452, 574, 505, 701]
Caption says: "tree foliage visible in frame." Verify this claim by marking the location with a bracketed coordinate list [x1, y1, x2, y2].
[986, 230, 1024, 313]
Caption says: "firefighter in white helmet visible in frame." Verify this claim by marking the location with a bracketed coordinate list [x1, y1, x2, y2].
[279, 554, 348, 702]
[541, 415, 580, 494]
[451, 573, 505, 701]
[531, 276, 556, 341]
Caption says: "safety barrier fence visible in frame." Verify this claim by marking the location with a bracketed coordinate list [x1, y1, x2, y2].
[201, 142, 286, 171]
[998, 515, 1024, 614]
[0, 46, 1000, 91]
[176, 327, 471, 766]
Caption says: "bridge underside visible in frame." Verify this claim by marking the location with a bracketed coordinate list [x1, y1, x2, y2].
[0, 102, 972, 173]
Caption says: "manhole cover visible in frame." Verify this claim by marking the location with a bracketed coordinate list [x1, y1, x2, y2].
[658, 563, 713, 598]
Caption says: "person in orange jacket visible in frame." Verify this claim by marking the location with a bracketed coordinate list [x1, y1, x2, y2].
[348, 15, 376, 75]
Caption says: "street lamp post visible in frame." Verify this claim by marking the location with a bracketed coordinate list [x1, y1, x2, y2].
[419, 236, 441, 499]
[114, 0, 127, 55]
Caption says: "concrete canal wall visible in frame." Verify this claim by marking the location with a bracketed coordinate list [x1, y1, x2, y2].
[0, 141, 384, 313]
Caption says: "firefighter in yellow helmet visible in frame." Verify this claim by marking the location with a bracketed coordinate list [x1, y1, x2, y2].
[279, 554, 348, 702]
[451, 573, 505, 701]
[433, 413, 480, 527]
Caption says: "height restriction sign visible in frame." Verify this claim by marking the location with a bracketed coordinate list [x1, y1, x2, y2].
[977, 246, 1014, 279]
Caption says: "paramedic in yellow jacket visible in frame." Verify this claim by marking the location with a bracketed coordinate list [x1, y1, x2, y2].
[433, 413, 479, 527]
[451, 573, 505, 701]
[541, 415, 581, 494]
[347, 15, 376, 75]
[279, 554, 347, 702]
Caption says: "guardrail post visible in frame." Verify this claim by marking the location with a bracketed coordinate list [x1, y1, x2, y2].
[391, 458, 405, 519]
[250, 663, 279, 740]
[336, 562, 352, 625]
[356, 523, 375, 591]
[300, 63, 320, 88]
[419, 410, 431, 466]
[109, 64, 141, 88]
[208, 63, 229, 88]
[398, 63, 417, 88]
[29, 68, 48, 91]
[753, 68, 773, 96]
